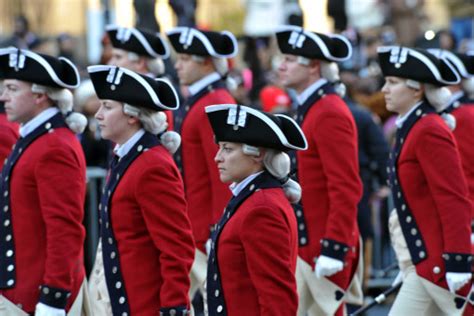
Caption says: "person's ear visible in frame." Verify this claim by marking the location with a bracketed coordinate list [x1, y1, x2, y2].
[413, 84, 424, 100]
[135, 57, 147, 71]
[33, 92, 48, 105]
[251, 148, 266, 163]
[308, 59, 320, 76]
[127, 115, 139, 125]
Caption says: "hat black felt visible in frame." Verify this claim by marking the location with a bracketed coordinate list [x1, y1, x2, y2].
[206, 104, 307, 152]
[88, 65, 179, 111]
[0, 47, 79, 88]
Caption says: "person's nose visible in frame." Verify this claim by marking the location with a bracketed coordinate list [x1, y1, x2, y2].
[214, 148, 223, 163]
[0, 90, 8, 102]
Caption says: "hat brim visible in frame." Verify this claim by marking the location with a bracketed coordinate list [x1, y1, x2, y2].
[88, 65, 179, 111]
[205, 104, 307, 151]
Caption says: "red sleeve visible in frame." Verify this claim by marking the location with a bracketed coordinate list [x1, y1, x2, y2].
[313, 113, 362, 246]
[416, 124, 472, 254]
[136, 161, 195, 308]
[240, 206, 298, 316]
[35, 146, 86, 291]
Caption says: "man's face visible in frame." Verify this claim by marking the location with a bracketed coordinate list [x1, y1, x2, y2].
[278, 54, 312, 93]
[108, 48, 137, 70]
[174, 54, 209, 86]
[0, 79, 39, 123]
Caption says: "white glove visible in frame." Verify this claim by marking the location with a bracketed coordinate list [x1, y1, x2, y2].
[35, 302, 66, 316]
[446, 272, 472, 293]
[315, 255, 344, 278]
[205, 239, 212, 256]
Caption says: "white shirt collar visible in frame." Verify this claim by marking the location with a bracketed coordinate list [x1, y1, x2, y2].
[229, 171, 264, 197]
[113, 129, 145, 158]
[297, 78, 328, 105]
[188, 72, 221, 96]
[395, 101, 423, 128]
[19, 107, 59, 137]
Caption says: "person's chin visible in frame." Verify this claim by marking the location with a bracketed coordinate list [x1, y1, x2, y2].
[219, 175, 231, 183]
[100, 130, 110, 140]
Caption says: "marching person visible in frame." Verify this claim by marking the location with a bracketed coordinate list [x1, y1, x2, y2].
[427, 49, 474, 207]
[166, 27, 237, 303]
[106, 24, 175, 130]
[0, 100, 18, 169]
[377, 46, 472, 315]
[276, 25, 363, 315]
[205, 103, 307, 315]
[87, 64, 195, 316]
[0, 47, 88, 315]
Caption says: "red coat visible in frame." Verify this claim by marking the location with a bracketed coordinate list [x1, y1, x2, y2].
[208, 173, 298, 316]
[0, 113, 18, 170]
[180, 85, 234, 251]
[100, 134, 195, 315]
[393, 105, 472, 294]
[165, 110, 174, 131]
[296, 85, 362, 289]
[0, 114, 86, 313]
[451, 104, 474, 209]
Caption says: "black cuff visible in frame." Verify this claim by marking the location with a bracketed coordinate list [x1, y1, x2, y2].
[38, 284, 70, 309]
[319, 239, 350, 261]
[443, 253, 473, 273]
[160, 306, 189, 316]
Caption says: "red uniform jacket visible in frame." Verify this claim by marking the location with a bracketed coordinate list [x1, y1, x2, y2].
[99, 132, 195, 315]
[390, 103, 472, 295]
[165, 110, 174, 131]
[449, 101, 474, 209]
[296, 83, 362, 289]
[207, 172, 298, 316]
[0, 112, 18, 169]
[179, 81, 234, 251]
[0, 113, 86, 313]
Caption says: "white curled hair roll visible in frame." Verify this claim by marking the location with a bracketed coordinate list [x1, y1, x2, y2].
[424, 84, 456, 130]
[123, 103, 181, 154]
[262, 148, 302, 204]
[405, 80, 456, 130]
[320, 61, 346, 98]
[212, 57, 238, 91]
[31, 84, 87, 134]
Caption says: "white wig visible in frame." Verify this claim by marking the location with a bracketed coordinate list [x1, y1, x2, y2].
[242, 144, 302, 204]
[405, 80, 456, 130]
[123, 103, 180, 154]
[31, 84, 87, 134]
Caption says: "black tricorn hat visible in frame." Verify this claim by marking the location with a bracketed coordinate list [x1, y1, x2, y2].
[166, 27, 238, 58]
[377, 46, 460, 86]
[0, 46, 80, 89]
[106, 25, 170, 59]
[87, 65, 179, 111]
[275, 25, 352, 62]
[205, 104, 307, 152]
[427, 49, 474, 79]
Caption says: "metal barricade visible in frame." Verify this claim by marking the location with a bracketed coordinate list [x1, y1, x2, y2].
[84, 167, 107, 275]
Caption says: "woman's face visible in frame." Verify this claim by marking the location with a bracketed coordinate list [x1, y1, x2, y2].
[381, 76, 421, 116]
[214, 142, 263, 184]
[94, 99, 131, 144]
